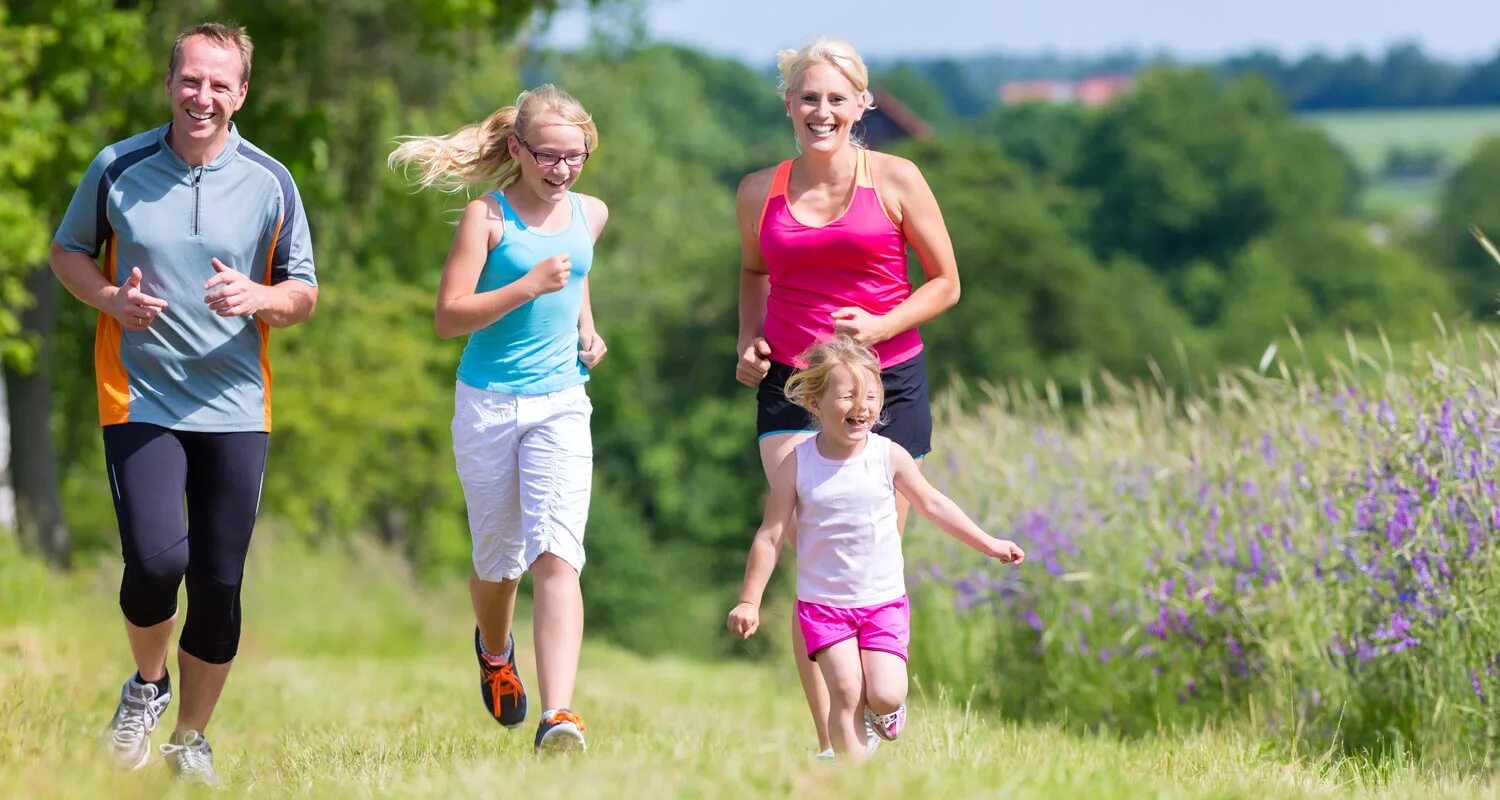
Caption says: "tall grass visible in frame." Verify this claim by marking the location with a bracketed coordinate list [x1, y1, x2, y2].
[907, 321, 1500, 765]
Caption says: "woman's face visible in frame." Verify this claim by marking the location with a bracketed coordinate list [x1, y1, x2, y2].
[786, 63, 867, 154]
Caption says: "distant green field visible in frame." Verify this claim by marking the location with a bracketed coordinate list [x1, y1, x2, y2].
[1359, 177, 1443, 221]
[1303, 105, 1500, 174]
[1300, 106, 1500, 222]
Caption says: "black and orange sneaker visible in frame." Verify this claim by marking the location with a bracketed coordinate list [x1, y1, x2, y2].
[533, 708, 587, 755]
[474, 628, 527, 728]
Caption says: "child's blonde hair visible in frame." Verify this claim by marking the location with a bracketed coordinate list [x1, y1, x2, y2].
[387, 84, 597, 194]
[783, 336, 885, 422]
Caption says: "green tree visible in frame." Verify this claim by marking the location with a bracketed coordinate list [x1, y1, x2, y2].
[0, 1, 154, 565]
[1426, 137, 1500, 317]
[4, 1, 596, 567]
[897, 135, 1198, 392]
[872, 63, 953, 128]
[1068, 68, 1354, 281]
[985, 101, 1089, 178]
[1218, 221, 1458, 362]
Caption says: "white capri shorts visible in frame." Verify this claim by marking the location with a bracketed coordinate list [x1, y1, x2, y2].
[452, 381, 593, 581]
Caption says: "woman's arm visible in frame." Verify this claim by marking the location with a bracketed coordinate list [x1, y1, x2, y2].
[736, 169, 775, 386]
[834, 154, 961, 346]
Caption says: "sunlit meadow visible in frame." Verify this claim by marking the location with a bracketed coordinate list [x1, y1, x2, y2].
[909, 321, 1500, 766]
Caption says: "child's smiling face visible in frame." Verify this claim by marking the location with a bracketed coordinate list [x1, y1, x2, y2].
[810, 363, 882, 447]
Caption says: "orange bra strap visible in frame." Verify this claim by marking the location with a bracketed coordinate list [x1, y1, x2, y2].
[758, 160, 793, 233]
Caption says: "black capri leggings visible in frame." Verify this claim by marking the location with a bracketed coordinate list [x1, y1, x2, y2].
[103, 422, 269, 664]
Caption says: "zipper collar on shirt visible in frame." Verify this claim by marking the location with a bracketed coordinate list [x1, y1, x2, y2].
[155, 121, 243, 172]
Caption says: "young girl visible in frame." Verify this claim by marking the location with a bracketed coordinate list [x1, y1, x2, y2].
[389, 85, 608, 754]
[727, 336, 1024, 759]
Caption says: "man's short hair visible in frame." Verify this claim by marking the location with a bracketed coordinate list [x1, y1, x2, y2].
[168, 22, 253, 84]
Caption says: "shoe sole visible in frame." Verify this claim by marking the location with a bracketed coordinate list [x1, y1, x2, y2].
[535, 724, 587, 755]
[109, 745, 152, 771]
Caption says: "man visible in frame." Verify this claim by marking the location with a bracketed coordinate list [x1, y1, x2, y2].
[50, 22, 317, 785]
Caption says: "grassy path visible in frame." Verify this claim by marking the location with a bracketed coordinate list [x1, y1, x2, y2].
[1, 538, 1493, 798]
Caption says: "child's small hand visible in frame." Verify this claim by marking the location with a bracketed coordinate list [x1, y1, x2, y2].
[987, 538, 1025, 565]
[727, 602, 760, 639]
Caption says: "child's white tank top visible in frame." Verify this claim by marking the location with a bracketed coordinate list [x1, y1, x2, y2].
[794, 432, 906, 608]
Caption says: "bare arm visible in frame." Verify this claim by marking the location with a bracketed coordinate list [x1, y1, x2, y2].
[51, 243, 126, 312]
[577, 194, 610, 367]
[50, 242, 168, 332]
[579, 276, 597, 341]
[434, 197, 565, 340]
[835, 155, 961, 345]
[890, 444, 1024, 564]
[728, 455, 799, 638]
[735, 170, 775, 386]
[253, 279, 318, 328]
[200, 257, 318, 328]
[735, 170, 773, 349]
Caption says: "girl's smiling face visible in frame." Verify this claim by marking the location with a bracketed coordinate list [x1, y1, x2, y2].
[810, 362, 883, 448]
[509, 113, 590, 203]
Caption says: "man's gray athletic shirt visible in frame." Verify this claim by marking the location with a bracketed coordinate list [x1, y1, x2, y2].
[55, 123, 316, 432]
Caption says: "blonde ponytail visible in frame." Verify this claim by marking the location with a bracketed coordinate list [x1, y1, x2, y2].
[389, 84, 598, 194]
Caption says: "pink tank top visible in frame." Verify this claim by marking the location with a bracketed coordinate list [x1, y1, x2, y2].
[757, 149, 923, 369]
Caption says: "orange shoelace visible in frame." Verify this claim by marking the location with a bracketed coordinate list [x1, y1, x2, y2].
[548, 709, 587, 731]
[484, 660, 525, 709]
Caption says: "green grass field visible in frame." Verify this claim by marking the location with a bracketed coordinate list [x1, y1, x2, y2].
[1303, 106, 1500, 175]
[1301, 106, 1500, 223]
[4, 534, 1500, 798]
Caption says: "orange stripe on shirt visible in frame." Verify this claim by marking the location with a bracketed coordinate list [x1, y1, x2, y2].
[95, 237, 130, 425]
[757, 160, 793, 235]
[259, 214, 283, 431]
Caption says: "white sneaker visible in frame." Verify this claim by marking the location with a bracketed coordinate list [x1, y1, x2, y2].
[864, 708, 882, 754]
[160, 730, 221, 786]
[864, 704, 905, 741]
[105, 675, 170, 769]
[533, 708, 587, 755]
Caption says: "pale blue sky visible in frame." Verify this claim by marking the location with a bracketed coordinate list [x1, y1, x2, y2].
[539, 0, 1500, 63]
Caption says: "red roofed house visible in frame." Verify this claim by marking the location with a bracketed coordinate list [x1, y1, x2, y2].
[999, 73, 1135, 107]
[856, 84, 936, 149]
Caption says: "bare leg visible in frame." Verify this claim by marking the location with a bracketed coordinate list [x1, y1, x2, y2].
[531, 553, 583, 711]
[861, 650, 908, 715]
[789, 606, 832, 751]
[174, 650, 231, 733]
[125, 616, 174, 682]
[759, 433, 831, 751]
[814, 639, 869, 759]
[471, 570, 521, 655]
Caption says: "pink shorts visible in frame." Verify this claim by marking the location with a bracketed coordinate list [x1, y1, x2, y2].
[796, 595, 910, 662]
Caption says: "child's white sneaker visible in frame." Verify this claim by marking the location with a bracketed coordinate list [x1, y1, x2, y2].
[864, 704, 905, 741]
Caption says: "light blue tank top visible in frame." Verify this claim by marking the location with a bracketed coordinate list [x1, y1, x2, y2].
[457, 191, 592, 395]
